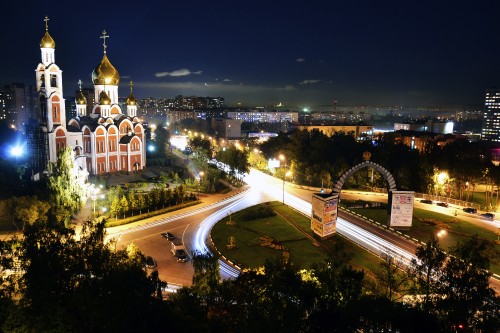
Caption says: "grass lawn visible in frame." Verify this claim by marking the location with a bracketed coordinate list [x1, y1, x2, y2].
[211, 201, 382, 273]
[346, 206, 500, 275]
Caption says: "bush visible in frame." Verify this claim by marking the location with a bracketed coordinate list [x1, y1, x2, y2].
[238, 205, 276, 221]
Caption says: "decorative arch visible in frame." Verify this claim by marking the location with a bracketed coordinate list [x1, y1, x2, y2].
[110, 106, 120, 115]
[95, 126, 105, 136]
[55, 127, 66, 137]
[119, 119, 134, 135]
[333, 161, 397, 193]
[108, 126, 117, 135]
[68, 119, 80, 129]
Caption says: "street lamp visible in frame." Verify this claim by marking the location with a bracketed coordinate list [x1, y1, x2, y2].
[198, 171, 204, 199]
[279, 154, 286, 203]
[437, 229, 447, 238]
[91, 186, 100, 217]
[283, 170, 293, 205]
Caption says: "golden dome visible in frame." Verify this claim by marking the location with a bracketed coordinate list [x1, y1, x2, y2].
[126, 93, 137, 106]
[76, 90, 87, 105]
[99, 90, 111, 105]
[40, 30, 55, 48]
[92, 54, 120, 86]
[126, 81, 137, 105]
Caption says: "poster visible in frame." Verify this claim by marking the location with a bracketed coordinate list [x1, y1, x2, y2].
[390, 191, 415, 227]
[311, 193, 339, 237]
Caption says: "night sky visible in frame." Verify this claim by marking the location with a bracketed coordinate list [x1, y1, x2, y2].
[2, 0, 500, 107]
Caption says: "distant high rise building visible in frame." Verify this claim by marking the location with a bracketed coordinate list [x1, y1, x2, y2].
[482, 89, 500, 142]
[3, 83, 38, 131]
[0, 91, 6, 121]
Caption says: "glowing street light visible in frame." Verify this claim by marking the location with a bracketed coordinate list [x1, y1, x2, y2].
[198, 171, 204, 199]
[279, 154, 292, 204]
[437, 229, 447, 238]
[91, 186, 100, 216]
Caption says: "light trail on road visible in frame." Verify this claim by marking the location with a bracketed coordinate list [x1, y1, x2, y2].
[105, 190, 249, 241]
[191, 169, 419, 279]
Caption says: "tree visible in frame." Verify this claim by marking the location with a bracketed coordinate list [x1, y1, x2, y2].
[216, 146, 249, 182]
[2, 219, 167, 331]
[128, 190, 137, 216]
[373, 252, 412, 301]
[436, 235, 499, 331]
[410, 236, 446, 313]
[46, 147, 88, 225]
[308, 244, 365, 331]
[119, 195, 129, 218]
[191, 251, 220, 306]
[110, 196, 121, 219]
[248, 150, 267, 170]
[136, 193, 146, 214]
[0, 196, 50, 231]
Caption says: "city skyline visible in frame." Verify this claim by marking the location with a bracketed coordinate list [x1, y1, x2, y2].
[2, 0, 500, 107]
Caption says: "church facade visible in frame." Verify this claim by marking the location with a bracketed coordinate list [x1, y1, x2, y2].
[33, 17, 146, 176]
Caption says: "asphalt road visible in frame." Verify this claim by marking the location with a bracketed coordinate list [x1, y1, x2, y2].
[108, 169, 499, 293]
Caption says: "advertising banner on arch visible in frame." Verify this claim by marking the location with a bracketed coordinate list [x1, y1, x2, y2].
[390, 191, 415, 228]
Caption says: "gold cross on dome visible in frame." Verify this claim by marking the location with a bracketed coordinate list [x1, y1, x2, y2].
[100, 30, 109, 53]
[44, 15, 49, 31]
[129, 81, 134, 93]
[78, 79, 82, 91]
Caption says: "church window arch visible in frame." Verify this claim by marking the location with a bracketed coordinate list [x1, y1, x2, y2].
[50, 74, 57, 87]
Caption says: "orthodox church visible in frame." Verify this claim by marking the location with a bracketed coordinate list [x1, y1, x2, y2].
[33, 16, 146, 177]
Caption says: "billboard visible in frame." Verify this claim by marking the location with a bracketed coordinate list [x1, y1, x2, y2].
[390, 191, 415, 227]
[311, 193, 339, 237]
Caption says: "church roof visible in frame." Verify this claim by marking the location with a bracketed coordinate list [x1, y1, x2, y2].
[119, 134, 134, 144]
[66, 124, 81, 132]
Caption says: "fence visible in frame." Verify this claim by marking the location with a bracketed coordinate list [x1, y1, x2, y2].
[358, 186, 491, 211]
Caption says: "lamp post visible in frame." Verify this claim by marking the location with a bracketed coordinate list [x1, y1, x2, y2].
[198, 171, 204, 199]
[91, 187, 100, 217]
[279, 154, 286, 204]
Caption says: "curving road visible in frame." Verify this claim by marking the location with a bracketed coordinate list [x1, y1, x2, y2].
[108, 168, 499, 293]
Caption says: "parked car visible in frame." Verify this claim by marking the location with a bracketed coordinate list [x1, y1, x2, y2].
[481, 212, 495, 220]
[144, 256, 157, 269]
[420, 199, 433, 204]
[174, 249, 188, 263]
[436, 202, 449, 208]
[161, 232, 175, 240]
[463, 207, 477, 214]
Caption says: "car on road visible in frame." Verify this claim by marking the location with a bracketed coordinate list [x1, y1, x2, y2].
[144, 256, 157, 269]
[420, 199, 433, 204]
[463, 207, 477, 214]
[481, 212, 495, 220]
[161, 232, 175, 240]
[436, 202, 449, 208]
[174, 249, 188, 263]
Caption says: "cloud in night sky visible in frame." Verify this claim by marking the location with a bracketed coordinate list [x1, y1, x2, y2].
[223, 78, 231, 82]
[154, 69, 202, 78]
[299, 80, 321, 85]
[296, 58, 305, 62]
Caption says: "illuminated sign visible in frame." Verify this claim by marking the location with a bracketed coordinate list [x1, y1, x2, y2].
[390, 191, 415, 227]
[311, 193, 339, 237]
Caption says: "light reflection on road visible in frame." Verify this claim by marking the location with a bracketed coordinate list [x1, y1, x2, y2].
[193, 169, 417, 279]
